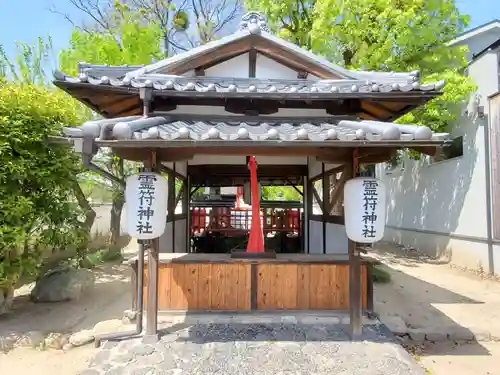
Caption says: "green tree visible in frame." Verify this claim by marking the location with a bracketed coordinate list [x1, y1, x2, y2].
[59, 3, 163, 71]
[59, 3, 163, 256]
[0, 37, 54, 86]
[262, 186, 302, 201]
[52, 0, 241, 56]
[0, 79, 91, 313]
[245, 0, 476, 133]
[0, 40, 97, 315]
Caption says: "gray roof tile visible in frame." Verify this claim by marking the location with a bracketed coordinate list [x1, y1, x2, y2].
[63, 115, 449, 143]
[54, 12, 445, 95]
[53, 73, 445, 95]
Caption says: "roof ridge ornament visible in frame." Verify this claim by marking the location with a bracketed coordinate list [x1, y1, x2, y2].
[239, 11, 270, 34]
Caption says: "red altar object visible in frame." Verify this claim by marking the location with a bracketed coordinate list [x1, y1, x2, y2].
[246, 156, 265, 253]
[234, 186, 250, 210]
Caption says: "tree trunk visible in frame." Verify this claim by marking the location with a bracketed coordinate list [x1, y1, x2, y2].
[0, 287, 14, 316]
[108, 194, 125, 258]
[72, 179, 97, 233]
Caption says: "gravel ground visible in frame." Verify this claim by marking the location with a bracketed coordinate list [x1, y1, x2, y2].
[80, 323, 427, 375]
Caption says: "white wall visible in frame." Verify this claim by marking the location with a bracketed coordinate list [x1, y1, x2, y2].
[159, 219, 188, 253]
[256, 54, 298, 80]
[469, 52, 499, 107]
[308, 221, 348, 254]
[308, 157, 322, 178]
[453, 27, 500, 61]
[377, 49, 500, 273]
[162, 161, 187, 177]
[201, 52, 321, 81]
[205, 53, 249, 78]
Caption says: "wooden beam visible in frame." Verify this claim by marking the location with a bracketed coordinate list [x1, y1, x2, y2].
[312, 183, 323, 210]
[167, 169, 176, 216]
[409, 146, 439, 156]
[308, 164, 345, 181]
[249, 49, 257, 78]
[325, 167, 347, 214]
[286, 179, 304, 196]
[255, 43, 339, 79]
[114, 99, 143, 117]
[194, 67, 205, 76]
[297, 71, 308, 79]
[364, 101, 398, 116]
[225, 98, 279, 115]
[190, 186, 201, 198]
[174, 180, 184, 207]
[190, 176, 303, 187]
[318, 148, 397, 165]
[188, 164, 307, 179]
[326, 99, 362, 116]
[168, 37, 254, 75]
[321, 163, 327, 254]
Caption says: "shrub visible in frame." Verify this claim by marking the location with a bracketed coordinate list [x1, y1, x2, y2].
[0, 82, 87, 306]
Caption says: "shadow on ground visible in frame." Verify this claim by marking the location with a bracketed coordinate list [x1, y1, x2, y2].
[375, 242, 450, 267]
[372, 245, 495, 358]
[159, 322, 394, 343]
[83, 322, 429, 375]
[0, 260, 131, 349]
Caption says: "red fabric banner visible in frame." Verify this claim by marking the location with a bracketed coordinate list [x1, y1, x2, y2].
[246, 156, 264, 253]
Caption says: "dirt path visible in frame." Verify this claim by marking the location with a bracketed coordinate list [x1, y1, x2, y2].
[373, 243, 500, 375]
[416, 341, 500, 375]
[2, 241, 500, 375]
[0, 346, 95, 375]
[0, 261, 131, 341]
[0, 244, 138, 374]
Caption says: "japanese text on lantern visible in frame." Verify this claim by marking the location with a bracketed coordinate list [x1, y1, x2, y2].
[361, 180, 379, 239]
[136, 174, 157, 235]
[125, 172, 167, 239]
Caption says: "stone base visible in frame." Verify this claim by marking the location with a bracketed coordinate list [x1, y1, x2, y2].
[142, 334, 160, 345]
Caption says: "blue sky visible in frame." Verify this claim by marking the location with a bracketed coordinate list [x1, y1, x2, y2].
[0, 0, 498, 63]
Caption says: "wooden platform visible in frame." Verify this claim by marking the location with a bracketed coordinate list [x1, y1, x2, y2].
[129, 253, 374, 311]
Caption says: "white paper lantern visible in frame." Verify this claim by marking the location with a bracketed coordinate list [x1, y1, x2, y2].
[125, 172, 168, 240]
[344, 177, 386, 243]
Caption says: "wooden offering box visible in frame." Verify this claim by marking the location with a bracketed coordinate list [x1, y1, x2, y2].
[130, 253, 374, 312]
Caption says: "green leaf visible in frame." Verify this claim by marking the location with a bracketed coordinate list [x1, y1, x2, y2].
[246, 0, 476, 132]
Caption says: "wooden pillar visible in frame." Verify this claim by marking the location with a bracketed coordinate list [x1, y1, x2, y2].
[185, 173, 190, 253]
[144, 151, 160, 342]
[321, 163, 327, 254]
[172, 164, 176, 253]
[346, 151, 362, 339]
[306, 176, 313, 254]
[303, 172, 309, 254]
[167, 168, 176, 252]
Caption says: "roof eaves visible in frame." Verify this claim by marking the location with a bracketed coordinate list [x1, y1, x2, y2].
[448, 19, 500, 46]
[472, 38, 500, 60]
[258, 32, 416, 83]
[123, 11, 420, 83]
[256, 31, 352, 79]
[64, 115, 449, 144]
[76, 63, 143, 79]
[54, 72, 445, 96]
[124, 29, 252, 79]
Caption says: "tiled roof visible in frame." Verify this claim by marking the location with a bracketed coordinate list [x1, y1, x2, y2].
[63, 115, 448, 143]
[53, 73, 445, 95]
[54, 12, 445, 96]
